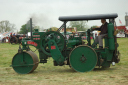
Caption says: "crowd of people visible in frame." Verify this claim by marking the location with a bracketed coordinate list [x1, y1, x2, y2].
[1, 33, 27, 44]
[1, 33, 15, 43]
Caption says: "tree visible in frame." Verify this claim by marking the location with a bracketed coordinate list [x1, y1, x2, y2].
[69, 21, 87, 31]
[19, 24, 41, 34]
[19, 24, 27, 34]
[0, 20, 16, 32]
[47, 27, 58, 31]
[91, 25, 99, 29]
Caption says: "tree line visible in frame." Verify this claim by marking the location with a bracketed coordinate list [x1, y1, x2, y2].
[0, 20, 15, 33]
[0, 20, 98, 34]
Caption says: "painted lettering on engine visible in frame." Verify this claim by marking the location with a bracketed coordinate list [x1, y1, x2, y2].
[27, 41, 38, 47]
[51, 46, 56, 50]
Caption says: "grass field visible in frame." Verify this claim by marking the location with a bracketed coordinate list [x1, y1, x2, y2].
[0, 38, 128, 85]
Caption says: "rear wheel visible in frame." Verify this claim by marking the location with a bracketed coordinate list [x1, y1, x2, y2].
[69, 45, 97, 72]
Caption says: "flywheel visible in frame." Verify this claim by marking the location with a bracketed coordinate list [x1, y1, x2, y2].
[40, 31, 65, 56]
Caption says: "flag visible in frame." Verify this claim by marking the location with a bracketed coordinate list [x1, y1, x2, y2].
[5, 31, 12, 36]
[119, 19, 122, 24]
[2, 32, 8, 36]
[2, 31, 12, 36]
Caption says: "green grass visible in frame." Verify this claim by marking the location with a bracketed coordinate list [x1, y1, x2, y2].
[0, 38, 128, 85]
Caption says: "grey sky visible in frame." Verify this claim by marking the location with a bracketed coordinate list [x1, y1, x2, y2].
[0, 0, 127, 31]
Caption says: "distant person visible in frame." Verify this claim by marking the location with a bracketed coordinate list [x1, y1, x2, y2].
[10, 33, 12, 38]
[2, 37, 6, 43]
[92, 19, 108, 49]
[8, 35, 10, 43]
[124, 31, 126, 37]
[13, 33, 15, 36]
[126, 31, 128, 37]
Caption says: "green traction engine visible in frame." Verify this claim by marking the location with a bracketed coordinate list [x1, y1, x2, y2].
[11, 13, 120, 74]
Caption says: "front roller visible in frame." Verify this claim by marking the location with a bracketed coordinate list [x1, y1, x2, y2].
[11, 51, 39, 74]
[69, 45, 97, 72]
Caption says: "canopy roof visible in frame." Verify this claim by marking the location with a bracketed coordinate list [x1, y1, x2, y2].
[59, 13, 118, 21]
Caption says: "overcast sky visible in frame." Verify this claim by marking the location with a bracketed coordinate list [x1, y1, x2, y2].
[0, 0, 127, 31]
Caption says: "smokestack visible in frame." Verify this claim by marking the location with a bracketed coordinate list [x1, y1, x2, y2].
[30, 18, 32, 40]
